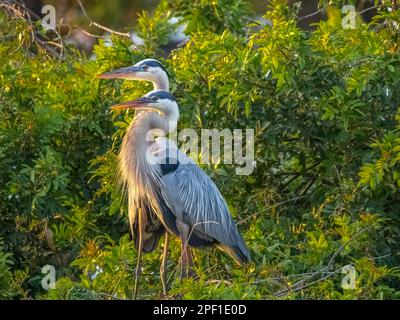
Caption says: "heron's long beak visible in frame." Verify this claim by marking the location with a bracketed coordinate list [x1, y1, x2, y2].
[97, 66, 141, 79]
[111, 97, 154, 111]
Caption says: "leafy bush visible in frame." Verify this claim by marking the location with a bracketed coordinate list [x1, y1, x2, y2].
[1, 0, 400, 299]
[0, 239, 14, 299]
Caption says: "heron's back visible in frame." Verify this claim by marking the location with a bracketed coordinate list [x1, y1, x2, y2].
[157, 148, 251, 265]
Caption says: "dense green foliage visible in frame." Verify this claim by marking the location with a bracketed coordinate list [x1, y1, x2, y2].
[1, 0, 400, 299]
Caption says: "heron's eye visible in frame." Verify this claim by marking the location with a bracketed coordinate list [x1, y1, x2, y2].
[142, 65, 149, 71]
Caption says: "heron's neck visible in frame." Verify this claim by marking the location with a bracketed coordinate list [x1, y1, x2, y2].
[163, 107, 179, 133]
[152, 71, 169, 91]
[120, 113, 163, 184]
[122, 111, 178, 171]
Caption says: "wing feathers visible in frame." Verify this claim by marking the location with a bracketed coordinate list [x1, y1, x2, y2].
[160, 161, 250, 264]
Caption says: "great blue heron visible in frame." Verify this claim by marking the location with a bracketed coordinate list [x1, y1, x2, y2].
[99, 64, 250, 297]
[98, 59, 172, 295]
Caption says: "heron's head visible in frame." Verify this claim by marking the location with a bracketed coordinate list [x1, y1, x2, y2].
[111, 91, 178, 117]
[97, 59, 169, 90]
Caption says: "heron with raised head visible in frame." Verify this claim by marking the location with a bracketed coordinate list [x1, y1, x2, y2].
[98, 59, 170, 92]
[98, 59, 172, 296]
[99, 63, 250, 298]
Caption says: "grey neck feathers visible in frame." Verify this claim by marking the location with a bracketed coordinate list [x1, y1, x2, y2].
[152, 71, 170, 91]
[119, 112, 174, 189]
[119, 103, 178, 230]
[163, 107, 179, 133]
[119, 112, 166, 230]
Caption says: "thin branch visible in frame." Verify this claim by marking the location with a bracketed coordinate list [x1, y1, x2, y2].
[300, 177, 316, 196]
[240, 270, 337, 286]
[73, 25, 105, 39]
[326, 229, 365, 270]
[273, 228, 367, 297]
[237, 195, 306, 225]
[0, 0, 65, 60]
[298, 4, 329, 22]
[283, 268, 341, 294]
[279, 161, 321, 192]
[76, 0, 130, 38]
[96, 292, 125, 300]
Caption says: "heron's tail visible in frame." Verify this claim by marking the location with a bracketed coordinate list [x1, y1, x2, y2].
[232, 244, 251, 265]
[216, 240, 251, 266]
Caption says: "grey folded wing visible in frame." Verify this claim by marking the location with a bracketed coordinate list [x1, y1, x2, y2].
[160, 161, 250, 264]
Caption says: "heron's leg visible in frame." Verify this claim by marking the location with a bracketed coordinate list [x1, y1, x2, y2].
[186, 247, 196, 278]
[176, 221, 190, 280]
[133, 208, 145, 300]
[180, 237, 188, 279]
[160, 233, 170, 295]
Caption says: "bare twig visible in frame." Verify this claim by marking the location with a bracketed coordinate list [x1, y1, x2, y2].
[237, 195, 306, 226]
[300, 177, 316, 196]
[240, 270, 337, 286]
[73, 25, 104, 38]
[298, 4, 329, 22]
[371, 254, 392, 260]
[0, 0, 65, 60]
[283, 268, 342, 294]
[273, 228, 367, 297]
[76, 0, 130, 38]
[96, 292, 125, 300]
